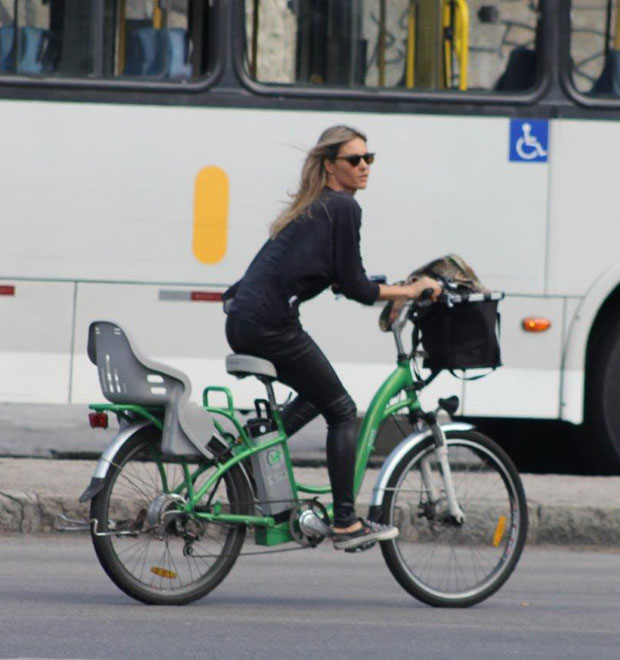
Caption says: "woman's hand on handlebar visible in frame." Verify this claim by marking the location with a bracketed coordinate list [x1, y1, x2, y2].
[410, 276, 442, 302]
[377, 277, 442, 302]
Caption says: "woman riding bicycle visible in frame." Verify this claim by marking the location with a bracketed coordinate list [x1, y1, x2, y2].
[224, 125, 441, 551]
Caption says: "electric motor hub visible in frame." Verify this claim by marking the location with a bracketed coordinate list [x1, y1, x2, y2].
[146, 493, 187, 536]
[289, 500, 331, 547]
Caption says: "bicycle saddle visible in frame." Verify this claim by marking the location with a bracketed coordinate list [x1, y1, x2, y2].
[226, 354, 277, 381]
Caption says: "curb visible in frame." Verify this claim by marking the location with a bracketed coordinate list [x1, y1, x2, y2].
[0, 491, 86, 535]
[526, 502, 620, 545]
[2, 491, 620, 546]
[2, 459, 620, 545]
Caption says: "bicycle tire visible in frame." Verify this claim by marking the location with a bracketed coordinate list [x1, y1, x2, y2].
[380, 430, 527, 607]
[90, 427, 251, 605]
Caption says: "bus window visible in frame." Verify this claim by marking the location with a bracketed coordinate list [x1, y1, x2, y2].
[0, 0, 54, 75]
[243, 0, 541, 94]
[570, 0, 620, 97]
[0, 0, 213, 83]
[0, 2, 16, 73]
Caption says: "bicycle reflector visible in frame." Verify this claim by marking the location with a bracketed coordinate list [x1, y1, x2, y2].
[492, 515, 507, 547]
[88, 412, 109, 429]
[151, 566, 177, 580]
[522, 317, 551, 333]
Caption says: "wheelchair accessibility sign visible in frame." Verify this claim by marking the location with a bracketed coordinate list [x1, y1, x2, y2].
[509, 119, 548, 163]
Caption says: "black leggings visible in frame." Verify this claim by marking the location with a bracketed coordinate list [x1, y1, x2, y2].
[225, 314, 358, 527]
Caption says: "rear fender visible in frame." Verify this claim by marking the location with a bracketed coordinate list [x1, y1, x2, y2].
[79, 419, 254, 504]
[79, 419, 152, 502]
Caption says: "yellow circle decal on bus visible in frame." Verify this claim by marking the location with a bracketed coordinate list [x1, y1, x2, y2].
[193, 166, 229, 264]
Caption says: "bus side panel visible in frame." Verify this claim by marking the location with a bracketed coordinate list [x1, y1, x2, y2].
[358, 114, 549, 296]
[547, 119, 620, 297]
[0, 102, 549, 295]
[69, 281, 292, 408]
[71, 279, 463, 413]
[463, 296, 565, 418]
[0, 280, 74, 403]
[2, 102, 551, 417]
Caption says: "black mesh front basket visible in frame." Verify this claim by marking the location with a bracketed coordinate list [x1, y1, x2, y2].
[416, 292, 503, 373]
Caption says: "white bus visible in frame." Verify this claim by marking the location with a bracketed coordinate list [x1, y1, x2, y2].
[2, 0, 620, 471]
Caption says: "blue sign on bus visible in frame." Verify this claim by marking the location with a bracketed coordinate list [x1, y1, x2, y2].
[509, 119, 549, 163]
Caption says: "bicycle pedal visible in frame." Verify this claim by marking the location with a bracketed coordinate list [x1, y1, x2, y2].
[344, 541, 376, 554]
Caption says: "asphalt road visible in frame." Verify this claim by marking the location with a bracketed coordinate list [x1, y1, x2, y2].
[1, 536, 619, 660]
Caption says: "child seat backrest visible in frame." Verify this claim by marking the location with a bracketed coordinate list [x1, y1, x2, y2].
[88, 321, 183, 406]
[88, 321, 216, 458]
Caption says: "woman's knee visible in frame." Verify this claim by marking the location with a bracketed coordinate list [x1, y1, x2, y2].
[323, 393, 357, 426]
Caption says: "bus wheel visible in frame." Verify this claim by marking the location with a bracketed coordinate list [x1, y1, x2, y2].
[585, 315, 620, 474]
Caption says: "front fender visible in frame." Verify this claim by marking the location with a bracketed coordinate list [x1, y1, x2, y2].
[369, 422, 474, 510]
[79, 419, 153, 502]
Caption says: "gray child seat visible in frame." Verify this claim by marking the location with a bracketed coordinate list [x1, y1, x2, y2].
[87, 321, 217, 458]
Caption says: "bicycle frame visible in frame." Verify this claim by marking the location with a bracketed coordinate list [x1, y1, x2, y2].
[88, 356, 422, 545]
[85, 296, 481, 545]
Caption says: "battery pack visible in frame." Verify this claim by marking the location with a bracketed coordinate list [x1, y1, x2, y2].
[249, 431, 294, 516]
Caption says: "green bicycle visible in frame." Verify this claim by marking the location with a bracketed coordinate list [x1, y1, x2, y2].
[77, 290, 527, 608]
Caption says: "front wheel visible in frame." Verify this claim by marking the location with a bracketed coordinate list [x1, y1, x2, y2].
[90, 427, 251, 605]
[380, 430, 527, 607]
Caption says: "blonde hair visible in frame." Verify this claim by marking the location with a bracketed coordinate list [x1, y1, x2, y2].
[270, 125, 367, 237]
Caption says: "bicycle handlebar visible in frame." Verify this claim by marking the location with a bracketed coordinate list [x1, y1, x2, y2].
[388, 285, 505, 361]
[413, 288, 504, 310]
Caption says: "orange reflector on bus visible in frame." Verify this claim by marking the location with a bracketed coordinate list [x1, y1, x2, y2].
[193, 166, 229, 265]
[492, 515, 507, 547]
[151, 566, 177, 580]
[522, 317, 551, 333]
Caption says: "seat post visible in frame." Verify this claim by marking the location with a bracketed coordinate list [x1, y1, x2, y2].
[259, 378, 278, 413]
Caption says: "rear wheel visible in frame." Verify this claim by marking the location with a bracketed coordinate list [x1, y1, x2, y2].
[90, 428, 251, 605]
[380, 430, 527, 607]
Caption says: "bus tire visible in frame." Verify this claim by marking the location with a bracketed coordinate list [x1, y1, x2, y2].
[585, 313, 620, 474]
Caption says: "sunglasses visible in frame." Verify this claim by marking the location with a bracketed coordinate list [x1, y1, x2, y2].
[336, 152, 375, 167]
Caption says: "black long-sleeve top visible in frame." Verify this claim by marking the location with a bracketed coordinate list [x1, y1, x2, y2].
[225, 188, 380, 328]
